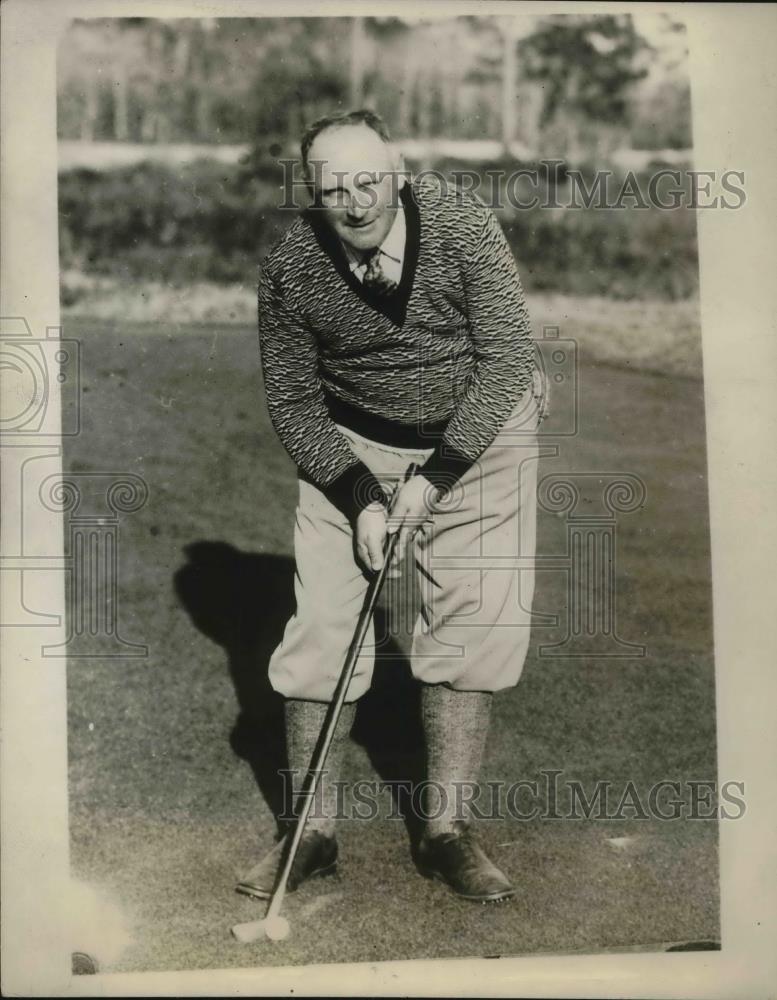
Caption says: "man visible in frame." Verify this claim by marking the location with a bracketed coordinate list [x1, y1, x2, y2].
[237, 109, 542, 904]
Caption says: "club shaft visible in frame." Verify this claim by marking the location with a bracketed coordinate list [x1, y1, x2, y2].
[266, 465, 416, 920]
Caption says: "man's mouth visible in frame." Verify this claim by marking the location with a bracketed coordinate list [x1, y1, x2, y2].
[347, 219, 376, 229]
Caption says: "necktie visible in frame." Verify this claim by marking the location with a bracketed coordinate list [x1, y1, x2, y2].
[362, 248, 398, 296]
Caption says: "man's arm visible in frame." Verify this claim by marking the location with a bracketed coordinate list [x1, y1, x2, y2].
[418, 208, 536, 491]
[258, 265, 388, 522]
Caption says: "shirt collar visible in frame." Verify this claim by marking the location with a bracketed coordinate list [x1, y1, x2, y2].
[343, 203, 406, 270]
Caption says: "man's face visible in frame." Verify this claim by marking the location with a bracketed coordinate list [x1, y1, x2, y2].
[307, 124, 403, 253]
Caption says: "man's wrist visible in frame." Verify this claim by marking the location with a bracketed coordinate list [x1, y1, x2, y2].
[362, 500, 388, 515]
[411, 471, 443, 507]
[323, 461, 390, 524]
[418, 445, 475, 494]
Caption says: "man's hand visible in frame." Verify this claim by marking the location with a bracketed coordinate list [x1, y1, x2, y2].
[386, 474, 437, 575]
[354, 474, 438, 575]
[355, 503, 389, 573]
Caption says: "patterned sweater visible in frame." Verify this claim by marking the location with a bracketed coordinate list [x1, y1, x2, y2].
[257, 175, 536, 521]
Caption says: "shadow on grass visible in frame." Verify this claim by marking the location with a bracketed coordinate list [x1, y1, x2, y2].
[173, 540, 426, 849]
[173, 542, 290, 832]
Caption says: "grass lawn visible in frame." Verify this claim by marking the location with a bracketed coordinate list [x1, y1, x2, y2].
[63, 313, 718, 974]
[62, 277, 704, 379]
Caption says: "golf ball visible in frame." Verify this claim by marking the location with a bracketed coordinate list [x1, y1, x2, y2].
[264, 915, 290, 941]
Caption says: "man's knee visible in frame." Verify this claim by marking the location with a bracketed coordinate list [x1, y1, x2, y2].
[269, 656, 373, 702]
[268, 623, 375, 701]
[410, 622, 531, 692]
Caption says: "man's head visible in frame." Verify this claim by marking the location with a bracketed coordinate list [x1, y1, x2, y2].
[301, 109, 405, 253]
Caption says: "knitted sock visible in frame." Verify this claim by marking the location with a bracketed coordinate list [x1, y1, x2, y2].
[285, 698, 356, 837]
[421, 684, 493, 836]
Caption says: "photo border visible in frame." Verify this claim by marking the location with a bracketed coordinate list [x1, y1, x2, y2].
[1, 1, 775, 995]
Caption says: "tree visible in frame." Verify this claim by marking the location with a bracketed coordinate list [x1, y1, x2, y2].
[519, 14, 650, 125]
[517, 14, 650, 159]
[497, 17, 539, 153]
[349, 17, 366, 106]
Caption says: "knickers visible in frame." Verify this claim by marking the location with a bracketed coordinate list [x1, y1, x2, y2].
[268, 389, 540, 702]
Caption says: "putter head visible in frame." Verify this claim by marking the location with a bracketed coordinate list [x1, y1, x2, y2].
[231, 915, 290, 943]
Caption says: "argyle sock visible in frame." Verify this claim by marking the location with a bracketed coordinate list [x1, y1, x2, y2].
[421, 684, 493, 836]
[285, 698, 356, 838]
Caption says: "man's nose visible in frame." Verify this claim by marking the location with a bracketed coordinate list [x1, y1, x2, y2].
[345, 191, 371, 219]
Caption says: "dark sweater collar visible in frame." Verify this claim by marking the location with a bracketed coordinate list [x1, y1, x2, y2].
[304, 180, 421, 327]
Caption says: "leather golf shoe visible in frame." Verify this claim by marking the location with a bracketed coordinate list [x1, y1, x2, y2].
[235, 830, 338, 900]
[416, 822, 515, 902]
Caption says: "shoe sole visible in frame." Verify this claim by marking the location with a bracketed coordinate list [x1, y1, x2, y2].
[235, 860, 337, 901]
[417, 864, 516, 903]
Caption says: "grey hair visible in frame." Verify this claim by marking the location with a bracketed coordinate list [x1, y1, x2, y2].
[300, 108, 392, 174]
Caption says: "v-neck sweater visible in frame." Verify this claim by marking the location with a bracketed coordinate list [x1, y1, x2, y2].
[257, 175, 536, 521]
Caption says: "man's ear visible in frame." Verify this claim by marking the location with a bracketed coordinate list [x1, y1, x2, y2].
[303, 179, 318, 208]
[390, 147, 408, 209]
[394, 148, 408, 189]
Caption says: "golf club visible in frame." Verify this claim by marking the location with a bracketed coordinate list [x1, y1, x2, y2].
[231, 462, 419, 944]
